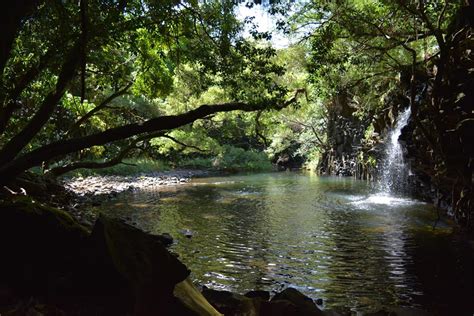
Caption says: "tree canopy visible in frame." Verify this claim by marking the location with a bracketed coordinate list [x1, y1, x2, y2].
[0, 0, 471, 184]
[0, 0, 306, 183]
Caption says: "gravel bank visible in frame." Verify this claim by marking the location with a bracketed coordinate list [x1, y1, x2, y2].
[62, 169, 212, 228]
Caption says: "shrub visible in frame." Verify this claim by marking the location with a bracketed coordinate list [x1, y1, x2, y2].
[212, 145, 273, 172]
[64, 158, 170, 177]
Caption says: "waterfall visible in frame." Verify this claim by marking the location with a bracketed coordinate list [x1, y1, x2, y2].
[379, 107, 411, 195]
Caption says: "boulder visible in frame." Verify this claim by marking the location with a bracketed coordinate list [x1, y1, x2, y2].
[0, 196, 89, 294]
[270, 288, 324, 316]
[94, 215, 194, 316]
[0, 198, 221, 316]
[244, 290, 271, 301]
[261, 299, 308, 316]
[202, 288, 260, 316]
[92, 215, 223, 315]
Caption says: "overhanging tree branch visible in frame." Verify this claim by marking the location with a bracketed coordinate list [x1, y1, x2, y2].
[0, 89, 305, 184]
[46, 144, 138, 177]
[47, 131, 167, 177]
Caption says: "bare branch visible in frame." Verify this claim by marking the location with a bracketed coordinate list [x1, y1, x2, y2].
[68, 82, 133, 133]
[47, 131, 165, 176]
[161, 134, 208, 153]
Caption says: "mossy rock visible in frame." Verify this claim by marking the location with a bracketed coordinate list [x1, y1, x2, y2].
[0, 196, 89, 294]
[0, 195, 88, 236]
[174, 278, 223, 316]
[96, 215, 189, 290]
[95, 215, 217, 315]
[0, 199, 220, 315]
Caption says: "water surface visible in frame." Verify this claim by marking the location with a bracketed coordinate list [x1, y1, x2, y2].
[103, 172, 473, 314]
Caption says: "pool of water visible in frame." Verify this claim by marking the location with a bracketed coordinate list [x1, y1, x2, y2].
[103, 172, 474, 314]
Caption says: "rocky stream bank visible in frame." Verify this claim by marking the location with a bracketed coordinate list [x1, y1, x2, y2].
[59, 170, 212, 229]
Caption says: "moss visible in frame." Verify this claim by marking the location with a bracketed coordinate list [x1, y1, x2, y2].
[174, 278, 223, 316]
[0, 196, 91, 295]
[97, 216, 189, 288]
[0, 195, 89, 237]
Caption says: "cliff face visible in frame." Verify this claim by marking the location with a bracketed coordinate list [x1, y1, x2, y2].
[317, 91, 407, 181]
[401, 22, 474, 230]
[318, 93, 369, 177]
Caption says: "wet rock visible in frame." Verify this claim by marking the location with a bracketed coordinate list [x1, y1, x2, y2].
[201, 287, 325, 316]
[181, 229, 194, 238]
[202, 288, 259, 316]
[150, 232, 174, 247]
[271, 288, 324, 316]
[244, 290, 270, 301]
[260, 299, 299, 316]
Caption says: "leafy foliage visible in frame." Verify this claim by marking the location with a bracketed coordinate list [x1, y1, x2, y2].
[0, 0, 466, 179]
[0, 0, 302, 179]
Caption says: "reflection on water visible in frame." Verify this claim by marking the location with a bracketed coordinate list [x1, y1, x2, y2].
[102, 172, 474, 314]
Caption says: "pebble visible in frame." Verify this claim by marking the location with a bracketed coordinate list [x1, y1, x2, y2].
[63, 170, 208, 196]
[60, 170, 209, 230]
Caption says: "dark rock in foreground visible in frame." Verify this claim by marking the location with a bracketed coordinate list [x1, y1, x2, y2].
[203, 287, 325, 316]
[0, 197, 220, 315]
[244, 290, 271, 301]
[271, 288, 324, 316]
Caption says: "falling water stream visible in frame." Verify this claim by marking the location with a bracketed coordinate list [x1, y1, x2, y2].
[357, 107, 413, 206]
[379, 107, 412, 194]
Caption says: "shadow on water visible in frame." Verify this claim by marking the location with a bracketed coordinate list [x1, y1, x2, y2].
[102, 172, 474, 314]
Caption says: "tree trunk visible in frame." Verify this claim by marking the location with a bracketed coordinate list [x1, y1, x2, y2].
[0, 0, 41, 74]
[0, 41, 80, 166]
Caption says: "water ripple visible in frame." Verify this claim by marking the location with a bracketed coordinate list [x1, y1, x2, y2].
[102, 173, 471, 314]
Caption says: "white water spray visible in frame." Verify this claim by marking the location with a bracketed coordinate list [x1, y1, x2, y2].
[379, 107, 411, 194]
[351, 107, 418, 208]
